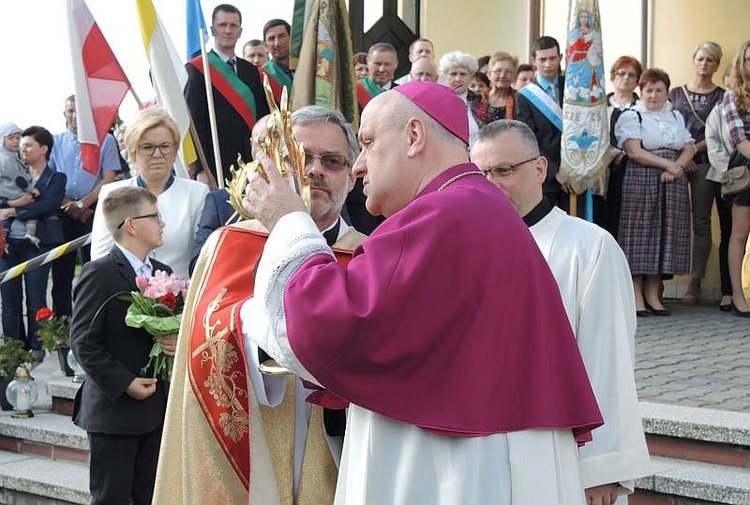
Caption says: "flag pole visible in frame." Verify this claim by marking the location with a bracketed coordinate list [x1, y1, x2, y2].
[129, 87, 143, 109]
[187, 112, 218, 190]
[199, 28, 225, 189]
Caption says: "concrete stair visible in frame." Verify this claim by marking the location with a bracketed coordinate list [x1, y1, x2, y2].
[633, 402, 750, 504]
[1, 360, 748, 504]
[0, 359, 89, 504]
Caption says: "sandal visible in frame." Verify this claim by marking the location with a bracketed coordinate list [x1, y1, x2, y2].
[683, 292, 699, 305]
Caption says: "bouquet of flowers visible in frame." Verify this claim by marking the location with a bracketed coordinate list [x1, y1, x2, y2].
[36, 308, 71, 353]
[123, 270, 187, 381]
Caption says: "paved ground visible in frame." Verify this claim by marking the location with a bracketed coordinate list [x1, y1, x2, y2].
[10, 290, 750, 415]
[635, 300, 750, 413]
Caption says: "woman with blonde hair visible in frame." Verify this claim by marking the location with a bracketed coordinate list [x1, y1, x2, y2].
[485, 51, 518, 122]
[90, 107, 209, 278]
[721, 41, 750, 316]
[669, 41, 726, 307]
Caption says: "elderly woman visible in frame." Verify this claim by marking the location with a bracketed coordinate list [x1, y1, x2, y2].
[615, 68, 695, 316]
[669, 42, 725, 306]
[721, 41, 750, 316]
[593, 56, 644, 236]
[90, 107, 208, 279]
[0, 126, 66, 363]
[438, 51, 480, 145]
[485, 51, 518, 122]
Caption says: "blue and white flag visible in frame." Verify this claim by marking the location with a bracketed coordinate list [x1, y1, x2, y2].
[561, 0, 615, 198]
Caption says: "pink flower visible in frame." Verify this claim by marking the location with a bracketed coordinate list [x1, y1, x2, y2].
[135, 276, 149, 290]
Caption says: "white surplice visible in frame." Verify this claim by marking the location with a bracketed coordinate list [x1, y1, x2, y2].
[242, 212, 587, 505]
[530, 206, 653, 502]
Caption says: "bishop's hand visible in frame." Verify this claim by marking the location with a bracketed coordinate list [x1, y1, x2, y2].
[242, 151, 307, 232]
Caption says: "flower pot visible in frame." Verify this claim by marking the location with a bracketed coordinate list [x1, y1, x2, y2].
[0, 379, 12, 411]
[57, 347, 74, 377]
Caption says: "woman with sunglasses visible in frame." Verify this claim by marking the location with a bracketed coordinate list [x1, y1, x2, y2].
[90, 107, 209, 279]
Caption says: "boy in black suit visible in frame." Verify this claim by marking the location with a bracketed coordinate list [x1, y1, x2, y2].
[71, 187, 176, 504]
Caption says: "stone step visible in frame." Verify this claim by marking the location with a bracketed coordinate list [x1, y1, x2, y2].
[0, 450, 89, 504]
[47, 375, 82, 416]
[635, 455, 750, 504]
[639, 402, 750, 469]
[640, 402, 750, 447]
[0, 408, 88, 463]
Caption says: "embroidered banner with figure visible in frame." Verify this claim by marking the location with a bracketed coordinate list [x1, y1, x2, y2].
[560, 0, 616, 196]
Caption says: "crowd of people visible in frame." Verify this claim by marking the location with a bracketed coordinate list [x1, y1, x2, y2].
[1, 1, 749, 502]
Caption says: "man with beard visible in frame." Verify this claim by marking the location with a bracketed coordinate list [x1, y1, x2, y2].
[158, 106, 365, 504]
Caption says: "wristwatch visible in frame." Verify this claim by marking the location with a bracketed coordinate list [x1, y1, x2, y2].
[75, 200, 85, 209]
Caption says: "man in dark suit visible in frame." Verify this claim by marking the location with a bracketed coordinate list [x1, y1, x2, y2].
[515, 36, 575, 212]
[71, 187, 176, 504]
[185, 3, 270, 186]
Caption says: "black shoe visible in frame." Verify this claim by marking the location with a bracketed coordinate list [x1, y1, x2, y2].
[645, 302, 671, 316]
[731, 303, 750, 318]
[636, 309, 649, 317]
[720, 303, 733, 312]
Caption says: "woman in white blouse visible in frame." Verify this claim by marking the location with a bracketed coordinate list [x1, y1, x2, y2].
[90, 108, 208, 279]
[614, 68, 695, 316]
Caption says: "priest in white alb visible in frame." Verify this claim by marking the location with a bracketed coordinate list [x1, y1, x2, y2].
[472, 119, 653, 505]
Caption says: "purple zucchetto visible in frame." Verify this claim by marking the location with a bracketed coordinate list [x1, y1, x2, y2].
[394, 81, 469, 144]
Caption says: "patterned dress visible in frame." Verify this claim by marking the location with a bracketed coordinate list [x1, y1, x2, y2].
[614, 104, 694, 275]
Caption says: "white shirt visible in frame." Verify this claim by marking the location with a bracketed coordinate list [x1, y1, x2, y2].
[91, 177, 209, 279]
[615, 103, 694, 150]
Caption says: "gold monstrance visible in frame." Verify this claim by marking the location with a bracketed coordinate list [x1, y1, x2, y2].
[225, 77, 308, 375]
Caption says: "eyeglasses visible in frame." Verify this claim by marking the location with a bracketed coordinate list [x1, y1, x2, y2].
[479, 157, 537, 179]
[491, 68, 513, 76]
[137, 142, 175, 157]
[615, 71, 638, 79]
[117, 212, 163, 229]
[283, 152, 350, 172]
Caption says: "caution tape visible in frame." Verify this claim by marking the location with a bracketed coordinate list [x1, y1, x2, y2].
[0, 233, 92, 285]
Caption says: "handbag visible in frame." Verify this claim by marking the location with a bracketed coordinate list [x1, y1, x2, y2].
[721, 150, 750, 197]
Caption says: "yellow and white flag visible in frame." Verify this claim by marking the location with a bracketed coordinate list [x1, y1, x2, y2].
[134, 0, 197, 178]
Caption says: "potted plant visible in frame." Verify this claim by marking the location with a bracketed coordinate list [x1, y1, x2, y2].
[36, 308, 73, 376]
[0, 338, 34, 410]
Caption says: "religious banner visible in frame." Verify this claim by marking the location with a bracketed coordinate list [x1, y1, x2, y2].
[560, 0, 615, 197]
[290, 0, 358, 126]
[66, 0, 131, 175]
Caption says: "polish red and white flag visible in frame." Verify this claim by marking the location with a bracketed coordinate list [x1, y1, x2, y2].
[67, 0, 131, 175]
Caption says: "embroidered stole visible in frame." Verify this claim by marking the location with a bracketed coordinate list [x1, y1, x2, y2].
[189, 52, 258, 129]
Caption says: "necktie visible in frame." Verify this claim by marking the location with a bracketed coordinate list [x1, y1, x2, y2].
[227, 58, 237, 74]
[138, 263, 151, 279]
[549, 82, 559, 103]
